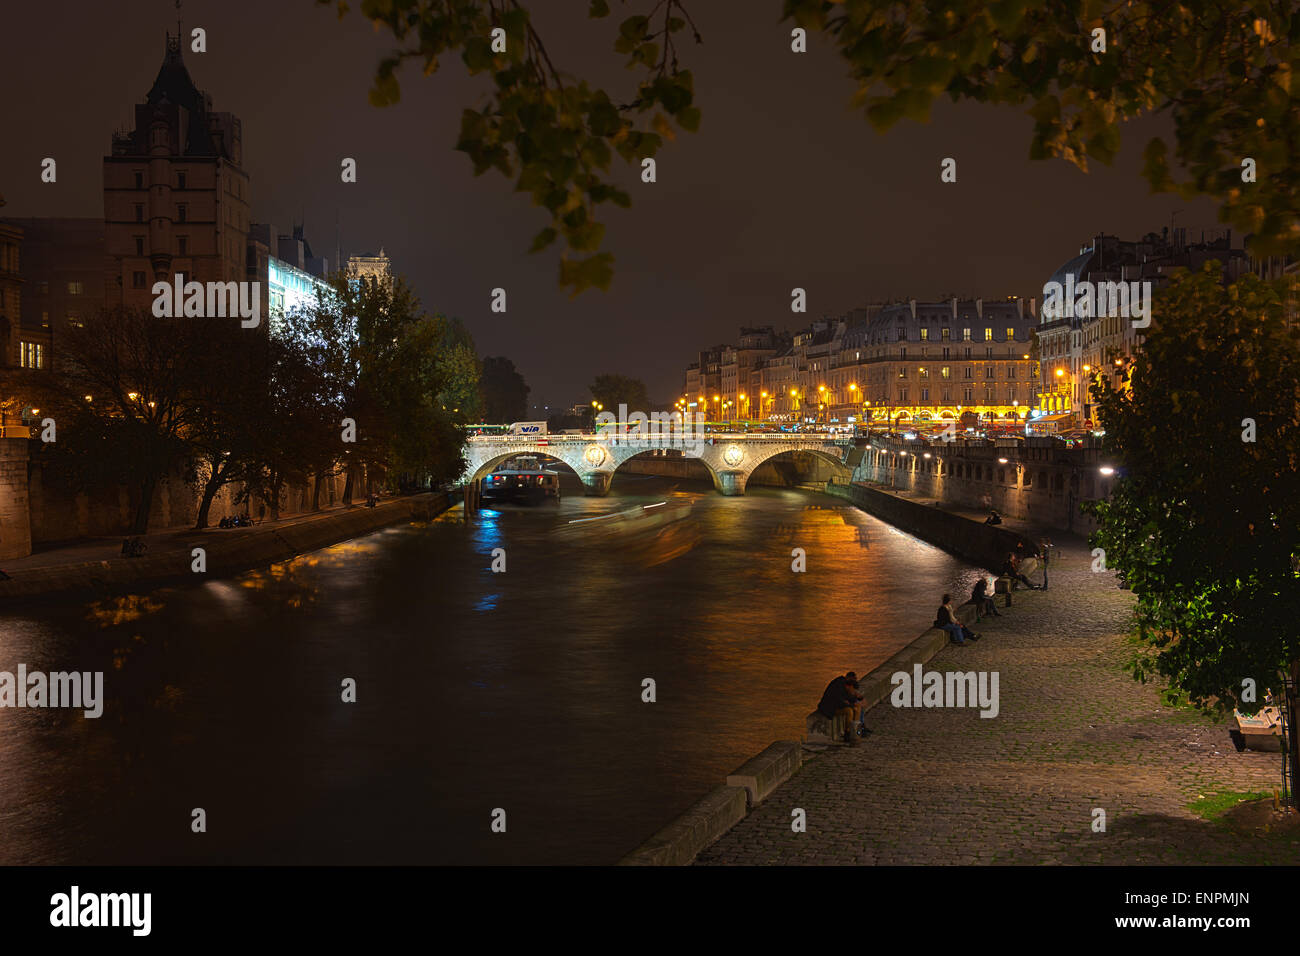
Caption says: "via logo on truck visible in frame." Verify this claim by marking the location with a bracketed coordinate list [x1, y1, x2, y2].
[507, 422, 547, 437]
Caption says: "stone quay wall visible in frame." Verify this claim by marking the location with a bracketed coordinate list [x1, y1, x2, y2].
[851, 435, 1109, 533]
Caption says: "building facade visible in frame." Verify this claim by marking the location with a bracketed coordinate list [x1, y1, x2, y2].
[103, 31, 251, 311]
[1036, 228, 1252, 419]
[682, 298, 1039, 428]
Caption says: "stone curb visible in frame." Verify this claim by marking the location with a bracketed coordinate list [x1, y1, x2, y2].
[617, 785, 749, 866]
[0, 491, 460, 603]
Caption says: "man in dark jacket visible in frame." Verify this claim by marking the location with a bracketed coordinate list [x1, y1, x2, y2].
[817, 672, 864, 745]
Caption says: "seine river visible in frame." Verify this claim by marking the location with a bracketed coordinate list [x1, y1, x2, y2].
[0, 474, 979, 865]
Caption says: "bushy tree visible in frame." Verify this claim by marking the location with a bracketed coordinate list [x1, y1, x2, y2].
[590, 373, 650, 413]
[1085, 266, 1300, 739]
[480, 355, 530, 423]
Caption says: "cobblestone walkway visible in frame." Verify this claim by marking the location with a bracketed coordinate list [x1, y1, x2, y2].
[697, 539, 1297, 865]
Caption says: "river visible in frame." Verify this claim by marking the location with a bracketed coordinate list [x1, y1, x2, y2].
[0, 474, 981, 865]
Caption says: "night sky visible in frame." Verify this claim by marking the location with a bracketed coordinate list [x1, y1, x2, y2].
[0, 0, 1217, 409]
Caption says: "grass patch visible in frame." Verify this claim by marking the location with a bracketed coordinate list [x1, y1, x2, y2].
[1187, 790, 1272, 821]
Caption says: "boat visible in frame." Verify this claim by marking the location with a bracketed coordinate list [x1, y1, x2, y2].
[480, 455, 561, 504]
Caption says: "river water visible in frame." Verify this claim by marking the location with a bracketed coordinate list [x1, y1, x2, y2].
[0, 474, 980, 865]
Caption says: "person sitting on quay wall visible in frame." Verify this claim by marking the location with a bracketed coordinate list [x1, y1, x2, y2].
[817, 671, 864, 746]
[965, 576, 1002, 621]
[935, 593, 980, 645]
[1000, 551, 1039, 591]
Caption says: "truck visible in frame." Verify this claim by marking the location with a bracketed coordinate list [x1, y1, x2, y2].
[507, 421, 548, 437]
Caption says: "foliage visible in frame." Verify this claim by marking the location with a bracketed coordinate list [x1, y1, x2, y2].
[1084, 265, 1300, 713]
[785, 0, 1299, 257]
[277, 272, 469, 491]
[334, 1, 1300, 291]
[589, 372, 650, 413]
[320, 0, 702, 295]
[480, 355, 531, 423]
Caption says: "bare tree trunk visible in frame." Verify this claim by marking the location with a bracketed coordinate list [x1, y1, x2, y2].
[195, 459, 225, 529]
[342, 461, 355, 505]
[131, 474, 158, 535]
[311, 472, 323, 511]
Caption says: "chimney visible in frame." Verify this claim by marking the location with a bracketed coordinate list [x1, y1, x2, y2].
[909, 298, 916, 319]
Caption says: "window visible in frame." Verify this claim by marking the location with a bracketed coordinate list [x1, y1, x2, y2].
[919, 328, 929, 340]
[941, 328, 950, 340]
[132, 271, 147, 288]
[896, 327, 906, 341]
[964, 366, 973, 378]
[134, 172, 143, 189]
[1006, 327, 1014, 340]
[921, 388, 930, 401]
[942, 389, 952, 403]
[963, 387, 974, 403]
[134, 205, 144, 222]
[918, 367, 929, 379]
[962, 328, 971, 341]
[66, 311, 83, 328]
[985, 367, 995, 379]
[964, 347, 972, 359]
[177, 205, 187, 223]
[1008, 366, 1017, 379]
[135, 236, 145, 255]
[37, 280, 48, 295]
[941, 366, 951, 379]
[67, 280, 83, 295]
[900, 347, 906, 359]
[986, 347, 993, 358]
[898, 387, 908, 402]
[985, 328, 993, 341]
[20, 342, 45, 369]
[40, 311, 49, 328]
[178, 236, 188, 255]
[942, 347, 951, 359]
[177, 172, 187, 189]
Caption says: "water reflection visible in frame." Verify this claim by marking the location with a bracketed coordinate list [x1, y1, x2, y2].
[0, 476, 980, 864]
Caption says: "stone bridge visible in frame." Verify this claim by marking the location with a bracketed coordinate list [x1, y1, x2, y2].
[462, 432, 854, 497]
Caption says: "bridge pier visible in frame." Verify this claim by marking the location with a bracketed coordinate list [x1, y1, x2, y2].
[463, 481, 481, 512]
[715, 471, 749, 496]
[581, 472, 613, 496]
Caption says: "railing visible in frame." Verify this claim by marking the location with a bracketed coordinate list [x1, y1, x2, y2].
[466, 431, 853, 444]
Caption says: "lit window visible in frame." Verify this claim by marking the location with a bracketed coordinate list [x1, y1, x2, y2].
[67, 280, 83, 295]
[985, 328, 993, 341]
[962, 328, 971, 341]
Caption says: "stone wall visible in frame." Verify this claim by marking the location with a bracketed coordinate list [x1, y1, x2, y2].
[21, 437, 352, 550]
[851, 436, 1109, 534]
[826, 481, 1039, 570]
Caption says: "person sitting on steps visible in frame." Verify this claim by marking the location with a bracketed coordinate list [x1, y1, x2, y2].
[1000, 552, 1039, 590]
[965, 576, 1002, 620]
[936, 593, 980, 645]
[817, 671, 864, 746]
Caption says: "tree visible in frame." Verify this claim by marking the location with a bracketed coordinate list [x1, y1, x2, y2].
[437, 317, 485, 423]
[187, 321, 269, 528]
[335, 1, 1299, 292]
[1084, 265, 1300, 786]
[480, 355, 530, 423]
[279, 271, 469, 502]
[44, 306, 215, 534]
[590, 373, 649, 414]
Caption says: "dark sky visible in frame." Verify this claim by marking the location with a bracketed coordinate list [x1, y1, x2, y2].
[0, 0, 1217, 410]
